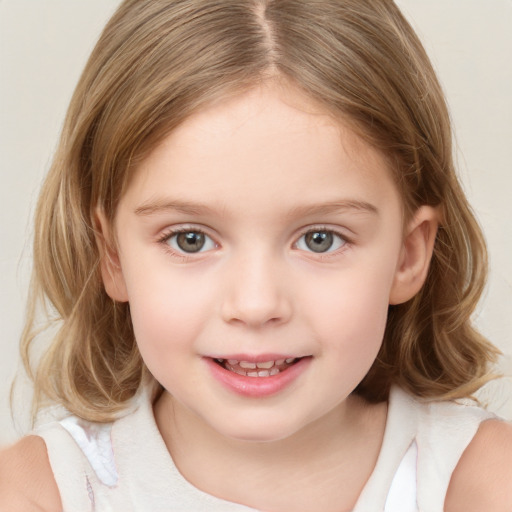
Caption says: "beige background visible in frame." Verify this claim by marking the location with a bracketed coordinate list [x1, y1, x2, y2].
[1, 0, 511, 445]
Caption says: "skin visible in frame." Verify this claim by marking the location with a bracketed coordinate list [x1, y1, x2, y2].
[99, 82, 438, 510]
[0, 436, 61, 511]
[1, 82, 511, 511]
[108, 83, 413, 448]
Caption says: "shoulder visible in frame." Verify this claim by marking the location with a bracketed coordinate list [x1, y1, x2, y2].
[445, 419, 512, 512]
[0, 435, 62, 512]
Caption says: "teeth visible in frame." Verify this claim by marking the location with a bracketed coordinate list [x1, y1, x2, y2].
[223, 358, 297, 368]
[256, 361, 274, 369]
[246, 370, 272, 378]
[239, 361, 257, 369]
[218, 356, 301, 378]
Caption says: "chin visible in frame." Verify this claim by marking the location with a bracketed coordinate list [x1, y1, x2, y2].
[210, 416, 307, 444]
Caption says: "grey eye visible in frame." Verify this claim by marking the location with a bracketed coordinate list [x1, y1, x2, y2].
[168, 231, 215, 253]
[296, 230, 345, 253]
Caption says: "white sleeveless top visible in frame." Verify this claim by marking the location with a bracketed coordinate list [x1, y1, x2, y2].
[34, 386, 494, 512]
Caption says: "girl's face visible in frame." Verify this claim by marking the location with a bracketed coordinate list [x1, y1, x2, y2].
[109, 84, 408, 442]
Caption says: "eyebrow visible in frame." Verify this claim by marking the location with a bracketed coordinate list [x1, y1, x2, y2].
[134, 198, 379, 218]
[134, 199, 218, 217]
[286, 200, 379, 219]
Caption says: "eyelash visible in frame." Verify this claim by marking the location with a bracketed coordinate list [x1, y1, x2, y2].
[157, 225, 351, 259]
[157, 227, 215, 259]
[294, 226, 351, 258]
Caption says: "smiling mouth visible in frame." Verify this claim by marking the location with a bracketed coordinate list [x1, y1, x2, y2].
[214, 358, 301, 377]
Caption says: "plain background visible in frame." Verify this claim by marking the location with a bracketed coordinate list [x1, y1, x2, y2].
[1, 0, 511, 445]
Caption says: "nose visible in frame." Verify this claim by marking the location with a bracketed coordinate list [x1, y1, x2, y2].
[220, 250, 293, 328]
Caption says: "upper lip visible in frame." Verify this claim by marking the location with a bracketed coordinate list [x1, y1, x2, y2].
[207, 354, 306, 363]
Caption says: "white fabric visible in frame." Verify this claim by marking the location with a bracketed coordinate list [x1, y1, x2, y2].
[59, 416, 118, 487]
[384, 441, 418, 512]
[34, 386, 495, 511]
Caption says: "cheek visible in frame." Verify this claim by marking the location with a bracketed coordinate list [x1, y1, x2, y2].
[303, 262, 396, 358]
[306, 282, 390, 393]
[121, 261, 215, 361]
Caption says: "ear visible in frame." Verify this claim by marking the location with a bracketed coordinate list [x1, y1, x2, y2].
[389, 206, 439, 305]
[94, 208, 129, 302]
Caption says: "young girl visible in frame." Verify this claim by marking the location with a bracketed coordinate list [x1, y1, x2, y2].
[1, 0, 511, 510]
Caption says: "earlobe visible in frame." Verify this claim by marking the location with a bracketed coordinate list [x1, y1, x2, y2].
[94, 208, 129, 302]
[389, 206, 439, 305]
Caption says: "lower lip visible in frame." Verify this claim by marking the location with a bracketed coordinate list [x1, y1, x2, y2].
[205, 357, 311, 398]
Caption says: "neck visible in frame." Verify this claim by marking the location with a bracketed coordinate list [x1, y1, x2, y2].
[154, 391, 387, 512]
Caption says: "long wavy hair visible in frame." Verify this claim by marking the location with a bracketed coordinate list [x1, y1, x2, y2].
[20, 0, 499, 423]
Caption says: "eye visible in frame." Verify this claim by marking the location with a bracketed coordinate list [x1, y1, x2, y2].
[165, 230, 216, 254]
[296, 229, 346, 254]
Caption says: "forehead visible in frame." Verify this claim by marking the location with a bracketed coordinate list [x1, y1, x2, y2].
[120, 84, 400, 219]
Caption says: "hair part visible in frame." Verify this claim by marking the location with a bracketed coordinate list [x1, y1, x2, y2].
[20, 0, 499, 423]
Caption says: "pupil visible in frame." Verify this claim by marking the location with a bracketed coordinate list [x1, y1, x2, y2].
[305, 231, 333, 253]
[177, 232, 205, 253]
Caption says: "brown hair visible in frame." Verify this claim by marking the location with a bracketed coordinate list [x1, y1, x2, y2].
[20, 0, 498, 422]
